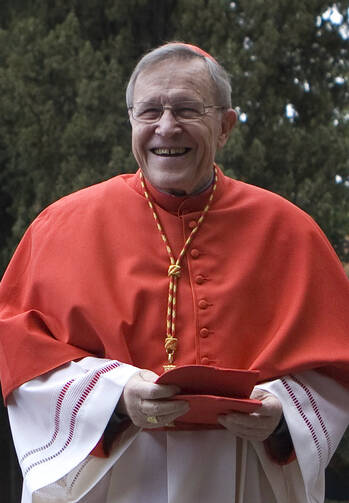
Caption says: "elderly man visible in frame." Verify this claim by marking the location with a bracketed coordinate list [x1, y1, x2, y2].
[1, 42, 349, 503]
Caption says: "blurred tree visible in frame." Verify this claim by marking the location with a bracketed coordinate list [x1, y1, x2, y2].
[0, 11, 127, 270]
[172, 0, 349, 261]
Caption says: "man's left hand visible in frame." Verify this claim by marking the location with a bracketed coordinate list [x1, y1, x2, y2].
[217, 388, 282, 442]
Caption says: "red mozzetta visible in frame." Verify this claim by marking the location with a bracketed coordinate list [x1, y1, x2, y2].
[1, 166, 349, 401]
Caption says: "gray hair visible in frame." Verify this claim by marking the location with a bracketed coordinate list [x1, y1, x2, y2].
[126, 43, 232, 108]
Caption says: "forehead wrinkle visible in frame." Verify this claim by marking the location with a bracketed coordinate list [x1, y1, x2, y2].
[136, 90, 205, 104]
[133, 59, 215, 104]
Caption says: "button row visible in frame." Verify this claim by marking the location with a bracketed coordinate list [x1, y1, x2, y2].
[195, 275, 205, 284]
[189, 242, 210, 365]
[198, 299, 210, 309]
[200, 327, 209, 338]
[190, 248, 200, 258]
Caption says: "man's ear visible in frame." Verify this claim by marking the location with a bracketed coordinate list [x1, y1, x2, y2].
[217, 109, 237, 149]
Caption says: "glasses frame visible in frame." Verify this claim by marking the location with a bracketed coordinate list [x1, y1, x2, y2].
[128, 101, 225, 124]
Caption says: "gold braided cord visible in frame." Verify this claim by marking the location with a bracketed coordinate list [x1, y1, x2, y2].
[140, 168, 218, 370]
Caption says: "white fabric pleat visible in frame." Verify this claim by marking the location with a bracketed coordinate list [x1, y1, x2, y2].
[166, 430, 236, 503]
[106, 431, 168, 503]
[8, 357, 140, 502]
[106, 430, 237, 503]
[105, 430, 280, 503]
[8, 364, 349, 503]
[257, 370, 349, 503]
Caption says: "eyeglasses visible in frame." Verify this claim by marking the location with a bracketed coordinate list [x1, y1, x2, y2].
[129, 101, 225, 124]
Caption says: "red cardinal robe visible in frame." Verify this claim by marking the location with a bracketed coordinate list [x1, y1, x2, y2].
[1, 166, 349, 402]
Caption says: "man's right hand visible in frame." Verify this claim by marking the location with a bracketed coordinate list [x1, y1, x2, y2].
[117, 370, 190, 428]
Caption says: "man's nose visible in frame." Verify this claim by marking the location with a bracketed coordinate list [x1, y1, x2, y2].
[155, 109, 182, 136]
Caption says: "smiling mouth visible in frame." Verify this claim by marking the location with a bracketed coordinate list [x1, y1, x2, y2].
[151, 148, 191, 157]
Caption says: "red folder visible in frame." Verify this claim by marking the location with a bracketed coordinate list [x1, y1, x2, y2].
[156, 365, 262, 427]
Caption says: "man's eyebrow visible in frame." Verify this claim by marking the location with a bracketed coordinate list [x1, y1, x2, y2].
[138, 96, 201, 104]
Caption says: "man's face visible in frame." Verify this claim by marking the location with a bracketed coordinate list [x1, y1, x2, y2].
[130, 58, 236, 195]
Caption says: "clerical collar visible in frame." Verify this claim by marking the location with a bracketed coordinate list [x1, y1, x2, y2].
[156, 171, 215, 197]
[131, 169, 216, 215]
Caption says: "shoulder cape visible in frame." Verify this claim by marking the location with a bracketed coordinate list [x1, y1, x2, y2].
[1, 169, 349, 401]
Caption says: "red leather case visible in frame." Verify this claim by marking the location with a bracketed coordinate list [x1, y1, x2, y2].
[156, 365, 262, 427]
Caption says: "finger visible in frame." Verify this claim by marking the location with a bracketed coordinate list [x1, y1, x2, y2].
[135, 401, 190, 429]
[217, 415, 273, 441]
[218, 416, 272, 435]
[218, 410, 281, 441]
[138, 369, 159, 382]
[217, 412, 272, 430]
[135, 381, 180, 401]
[137, 371, 180, 399]
[219, 411, 265, 425]
[145, 408, 189, 427]
[140, 399, 190, 418]
[250, 388, 282, 414]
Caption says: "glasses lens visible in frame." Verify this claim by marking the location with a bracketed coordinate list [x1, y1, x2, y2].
[173, 102, 205, 121]
[132, 102, 206, 123]
[132, 103, 162, 122]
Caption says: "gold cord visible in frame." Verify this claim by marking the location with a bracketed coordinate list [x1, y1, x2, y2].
[140, 168, 218, 371]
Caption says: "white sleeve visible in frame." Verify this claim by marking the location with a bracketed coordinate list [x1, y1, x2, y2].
[7, 357, 141, 503]
[254, 370, 349, 503]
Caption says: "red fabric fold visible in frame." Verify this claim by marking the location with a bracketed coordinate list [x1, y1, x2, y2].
[1, 167, 349, 402]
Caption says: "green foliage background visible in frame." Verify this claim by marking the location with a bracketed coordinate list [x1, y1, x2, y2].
[0, 1, 348, 501]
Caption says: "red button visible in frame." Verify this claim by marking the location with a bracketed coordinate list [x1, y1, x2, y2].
[188, 220, 197, 229]
[201, 357, 209, 365]
[190, 249, 200, 258]
[200, 328, 209, 338]
[198, 299, 208, 309]
[195, 275, 205, 285]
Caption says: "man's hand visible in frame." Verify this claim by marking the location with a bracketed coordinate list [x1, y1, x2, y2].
[217, 388, 283, 441]
[117, 370, 190, 428]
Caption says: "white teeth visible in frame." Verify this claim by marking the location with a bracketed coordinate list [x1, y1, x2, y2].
[154, 148, 170, 155]
[153, 148, 187, 155]
[170, 148, 186, 154]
